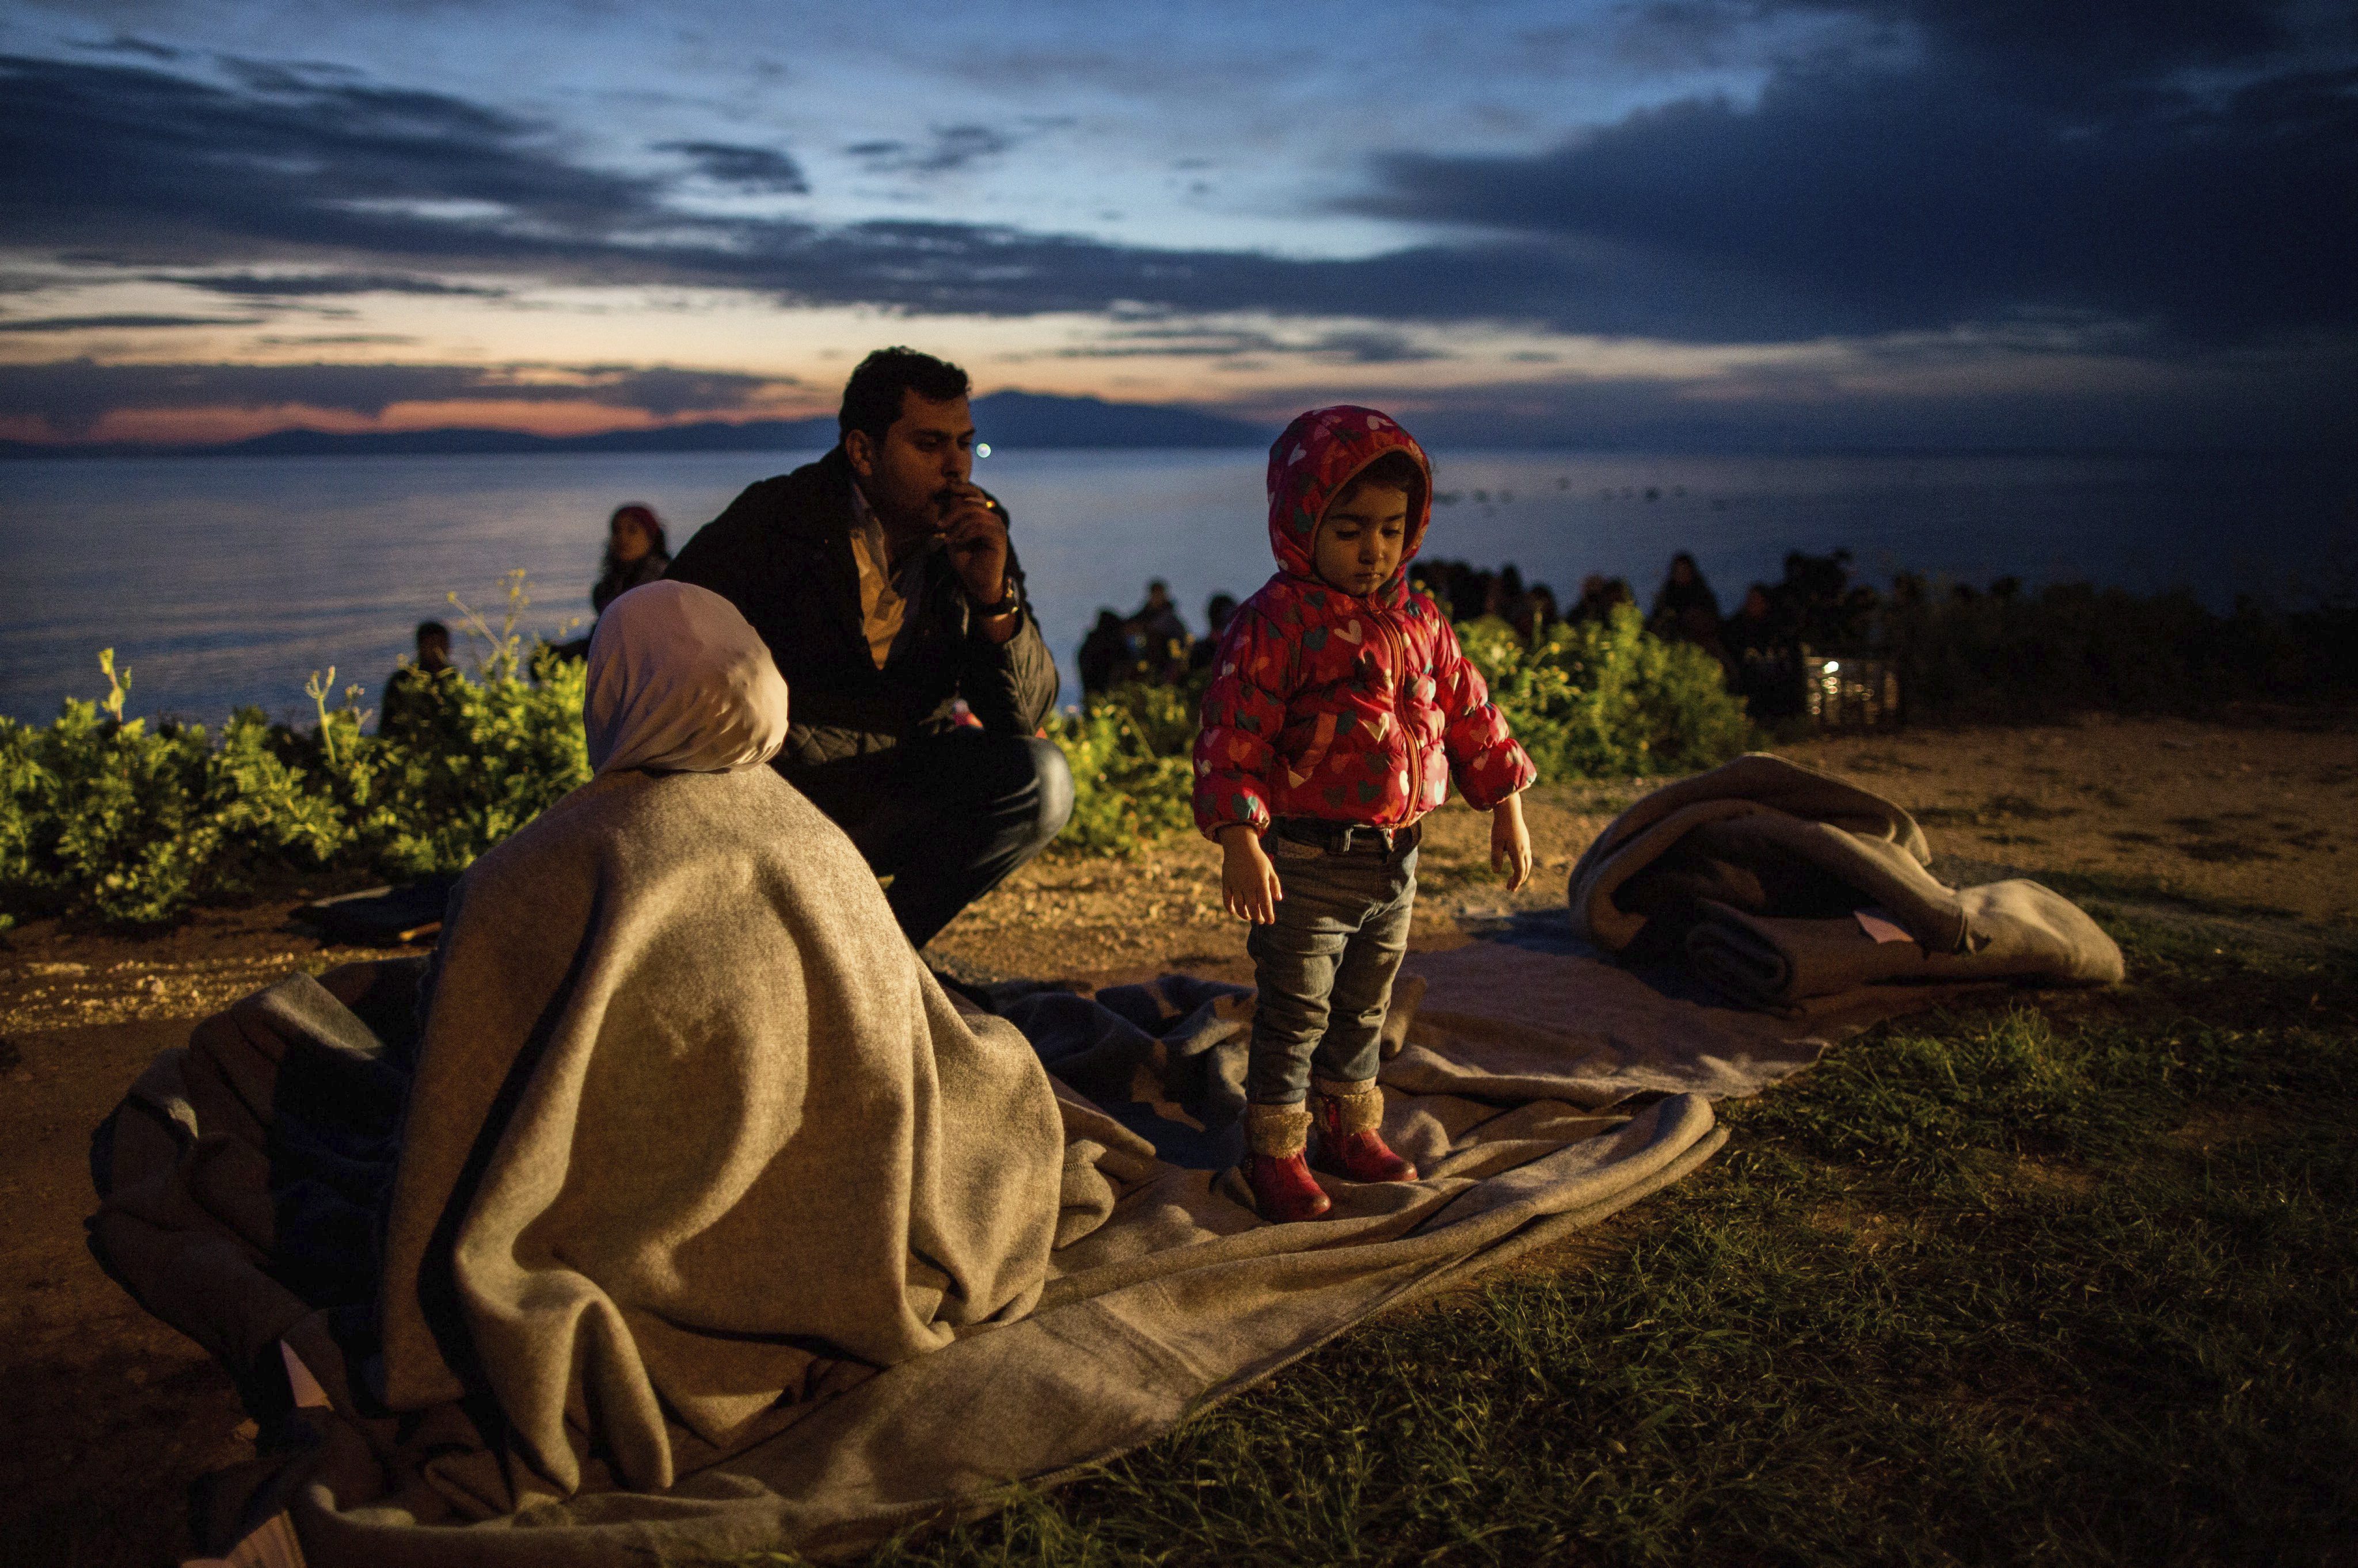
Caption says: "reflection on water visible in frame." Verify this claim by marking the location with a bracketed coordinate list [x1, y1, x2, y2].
[2, 447, 2350, 724]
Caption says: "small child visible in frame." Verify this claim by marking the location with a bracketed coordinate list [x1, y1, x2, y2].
[1194, 406, 1536, 1222]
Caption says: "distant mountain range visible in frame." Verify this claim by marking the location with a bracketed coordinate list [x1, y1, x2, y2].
[0, 390, 1269, 460]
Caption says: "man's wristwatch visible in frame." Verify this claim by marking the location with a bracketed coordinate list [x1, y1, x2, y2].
[975, 584, 1021, 618]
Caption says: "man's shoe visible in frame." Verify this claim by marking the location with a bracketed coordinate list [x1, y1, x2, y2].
[1311, 1077, 1417, 1183]
[1243, 1102, 1332, 1221]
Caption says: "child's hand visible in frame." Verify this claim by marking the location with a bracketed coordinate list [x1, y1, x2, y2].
[1490, 793, 1533, 893]
[1218, 826, 1283, 924]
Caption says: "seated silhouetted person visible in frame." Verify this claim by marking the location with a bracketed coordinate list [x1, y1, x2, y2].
[1077, 610, 1136, 697]
[1724, 584, 1802, 717]
[1188, 592, 1239, 675]
[379, 621, 455, 739]
[1568, 574, 1634, 625]
[1648, 552, 1735, 677]
[1132, 579, 1191, 682]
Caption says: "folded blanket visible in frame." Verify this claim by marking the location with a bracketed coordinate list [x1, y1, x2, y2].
[1568, 753, 2123, 1012]
[1687, 881, 2127, 1013]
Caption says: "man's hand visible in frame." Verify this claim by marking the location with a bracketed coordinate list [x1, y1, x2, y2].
[937, 486, 1009, 603]
[937, 485, 1018, 644]
[1219, 825, 1283, 924]
[1490, 792, 1533, 892]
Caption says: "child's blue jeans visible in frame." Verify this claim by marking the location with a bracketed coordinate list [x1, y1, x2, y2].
[1245, 828, 1418, 1105]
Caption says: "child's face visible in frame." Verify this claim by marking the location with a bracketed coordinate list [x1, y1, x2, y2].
[1313, 483, 1409, 595]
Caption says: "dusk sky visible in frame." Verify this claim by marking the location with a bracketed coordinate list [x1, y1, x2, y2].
[3, 0, 2354, 450]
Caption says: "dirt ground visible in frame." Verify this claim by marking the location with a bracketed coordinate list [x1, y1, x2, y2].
[3, 714, 2352, 1565]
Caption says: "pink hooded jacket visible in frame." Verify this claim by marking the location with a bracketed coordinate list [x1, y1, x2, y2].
[1192, 406, 1536, 838]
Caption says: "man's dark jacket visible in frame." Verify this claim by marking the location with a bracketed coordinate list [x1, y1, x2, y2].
[664, 446, 1059, 773]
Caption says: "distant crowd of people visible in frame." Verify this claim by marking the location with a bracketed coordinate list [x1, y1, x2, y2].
[1633, 548, 1885, 718]
[1075, 580, 1239, 695]
[1070, 546, 1885, 722]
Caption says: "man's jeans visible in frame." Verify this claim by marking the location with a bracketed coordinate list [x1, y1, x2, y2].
[788, 730, 1074, 949]
[1245, 835, 1417, 1105]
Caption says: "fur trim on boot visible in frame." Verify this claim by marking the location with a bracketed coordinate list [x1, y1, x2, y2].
[1310, 1077, 1417, 1184]
[1310, 1076, 1385, 1134]
[1245, 1101, 1313, 1156]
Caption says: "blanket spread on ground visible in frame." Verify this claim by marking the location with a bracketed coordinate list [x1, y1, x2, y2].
[1566, 753, 2124, 1014]
[88, 771, 1874, 1565]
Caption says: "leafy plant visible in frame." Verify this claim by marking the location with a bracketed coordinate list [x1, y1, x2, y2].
[1456, 603, 1756, 781]
[3, 587, 1758, 925]
[1045, 680, 1199, 857]
[1, 583, 591, 930]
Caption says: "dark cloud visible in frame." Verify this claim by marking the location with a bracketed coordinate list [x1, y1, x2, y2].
[1355, 35, 2358, 343]
[559, 363, 804, 417]
[0, 313, 265, 332]
[150, 271, 511, 297]
[1227, 345, 2358, 453]
[0, 51, 660, 263]
[1055, 323, 1449, 364]
[655, 140, 809, 193]
[3, 37, 2352, 375]
[85, 33, 181, 62]
[1850, 0, 2305, 85]
[0, 58, 1672, 327]
[1311, 329, 1449, 365]
[254, 333, 417, 345]
[1613, 0, 2313, 84]
[0, 358, 796, 433]
[845, 124, 1014, 174]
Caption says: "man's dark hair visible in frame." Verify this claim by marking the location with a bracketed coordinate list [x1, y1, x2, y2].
[415, 619, 450, 643]
[839, 347, 971, 447]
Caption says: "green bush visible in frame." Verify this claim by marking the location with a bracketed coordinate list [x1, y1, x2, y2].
[1044, 680, 1199, 858]
[2, 596, 1753, 926]
[1, 646, 589, 930]
[1456, 603, 1756, 781]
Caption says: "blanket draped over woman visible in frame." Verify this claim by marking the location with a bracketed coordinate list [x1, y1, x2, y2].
[379, 581, 1066, 1495]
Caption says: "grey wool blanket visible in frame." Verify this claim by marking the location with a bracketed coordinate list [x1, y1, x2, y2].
[88, 768, 1812, 1565]
[1567, 752, 2124, 1013]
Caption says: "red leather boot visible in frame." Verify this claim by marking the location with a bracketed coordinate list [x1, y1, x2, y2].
[1311, 1077, 1417, 1183]
[1243, 1103, 1330, 1222]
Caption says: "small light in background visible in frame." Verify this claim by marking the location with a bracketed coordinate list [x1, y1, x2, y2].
[975, 442, 992, 459]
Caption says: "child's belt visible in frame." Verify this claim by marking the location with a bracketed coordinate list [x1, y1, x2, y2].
[1272, 817, 1422, 857]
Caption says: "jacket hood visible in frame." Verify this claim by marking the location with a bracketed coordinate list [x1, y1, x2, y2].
[1265, 405, 1433, 592]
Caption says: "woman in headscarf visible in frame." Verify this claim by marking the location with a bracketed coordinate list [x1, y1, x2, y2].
[376, 580, 1066, 1499]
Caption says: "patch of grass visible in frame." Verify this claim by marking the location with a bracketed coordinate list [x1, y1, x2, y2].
[792, 914, 2358, 1567]
[2014, 866, 2313, 927]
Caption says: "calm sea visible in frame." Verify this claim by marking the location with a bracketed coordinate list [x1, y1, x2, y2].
[3, 447, 2352, 726]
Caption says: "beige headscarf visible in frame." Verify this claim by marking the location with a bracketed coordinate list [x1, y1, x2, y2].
[584, 580, 789, 775]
